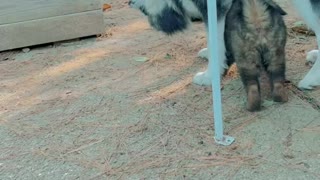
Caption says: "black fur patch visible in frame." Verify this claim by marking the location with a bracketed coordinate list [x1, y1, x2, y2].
[217, 1, 232, 20]
[134, 0, 233, 35]
[140, 6, 149, 15]
[264, 0, 287, 15]
[149, 5, 189, 35]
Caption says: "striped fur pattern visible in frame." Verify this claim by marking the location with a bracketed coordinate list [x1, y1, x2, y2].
[129, 0, 320, 91]
[225, 0, 288, 111]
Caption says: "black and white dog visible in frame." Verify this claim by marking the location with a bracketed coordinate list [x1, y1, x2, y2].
[129, 0, 320, 90]
[129, 0, 233, 86]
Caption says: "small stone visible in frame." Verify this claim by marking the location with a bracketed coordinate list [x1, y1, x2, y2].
[171, 102, 177, 106]
[164, 53, 172, 60]
[283, 154, 294, 159]
[22, 48, 30, 53]
[303, 162, 310, 168]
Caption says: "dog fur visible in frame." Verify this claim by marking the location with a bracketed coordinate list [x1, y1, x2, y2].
[129, 0, 320, 90]
[292, 0, 320, 89]
[129, 0, 289, 111]
[225, 0, 288, 111]
[128, 0, 287, 87]
[129, 0, 233, 86]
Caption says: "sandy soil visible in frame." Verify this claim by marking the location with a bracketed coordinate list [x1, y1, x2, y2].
[1, 0, 320, 179]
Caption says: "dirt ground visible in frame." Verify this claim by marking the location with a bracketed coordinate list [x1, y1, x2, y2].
[1, 0, 320, 179]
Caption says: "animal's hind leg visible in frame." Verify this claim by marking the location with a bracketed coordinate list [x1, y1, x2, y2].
[299, 32, 320, 89]
[239, 67, 261, 112]
[265, 48, 288, 102]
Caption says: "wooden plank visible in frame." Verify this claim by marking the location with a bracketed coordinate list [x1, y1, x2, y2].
[0, 10, 104, 51]
[0, 0, 102, 25]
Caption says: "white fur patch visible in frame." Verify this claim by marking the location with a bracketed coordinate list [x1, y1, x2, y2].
[298, 56, 320, 89]
[193, 70, 212, 86]
[298, 37, 320, 89]
[306, 50, 318, 65]
[182, 0, 202, 19]
[293, 0, 320, 89]
[198, 48, 208, 59]
[292, 0, 319, 31]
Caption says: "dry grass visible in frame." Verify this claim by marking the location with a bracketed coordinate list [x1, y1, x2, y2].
[1, 0, 320, 179]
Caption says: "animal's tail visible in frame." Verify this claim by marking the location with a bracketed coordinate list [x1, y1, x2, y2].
[242, 0, 286, 30]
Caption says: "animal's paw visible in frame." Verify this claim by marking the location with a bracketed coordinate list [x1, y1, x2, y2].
[193, 71, 211, 86]
[198, 48, 208, 59]
[298, 81, 314, 90]
[306, 50, 318, 66]
[246, 85, 261, 112]
[298, 77, 320, 90]
[299, 55, 320, 90]
[273, 83, 288, 102]
[298, 72, 320, 90]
